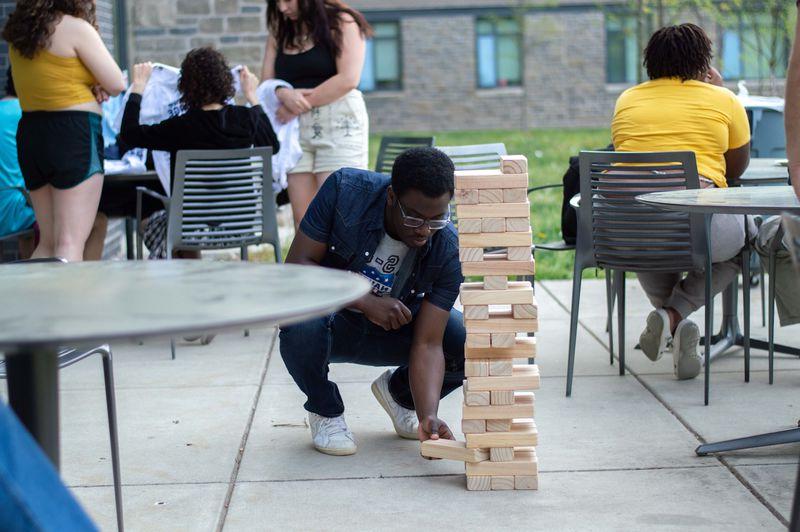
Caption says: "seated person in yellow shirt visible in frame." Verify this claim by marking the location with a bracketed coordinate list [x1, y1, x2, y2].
[611, 23, 751, 380]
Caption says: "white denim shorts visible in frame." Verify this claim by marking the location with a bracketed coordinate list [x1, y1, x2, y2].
[290, 89, 369, 175]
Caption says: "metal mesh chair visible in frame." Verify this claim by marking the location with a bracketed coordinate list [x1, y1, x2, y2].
[438, 142, 508, 171]
[374, 136, 435, 174]
[566, 151, 747, 405]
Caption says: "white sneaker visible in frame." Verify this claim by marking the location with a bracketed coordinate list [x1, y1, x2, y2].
[308, 413, 357, 456]
[371, 369, 418, 439]
[639, 309, 671, 361]
[672, 319, 702, 380]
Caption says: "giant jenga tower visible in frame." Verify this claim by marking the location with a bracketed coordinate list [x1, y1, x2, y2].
[420, 155, 540, 491]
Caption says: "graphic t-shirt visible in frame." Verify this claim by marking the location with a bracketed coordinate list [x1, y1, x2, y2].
[359, 232, 409, 297]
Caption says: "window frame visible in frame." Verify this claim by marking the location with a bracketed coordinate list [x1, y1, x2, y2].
[604, 11, 652, 85]
[718, 13, 789, 81]
[360, 20, 403, 93]
[474, 16, 523, 90]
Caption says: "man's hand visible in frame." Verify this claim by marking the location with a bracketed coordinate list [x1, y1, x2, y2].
[355, 295, 412, 331]
[704, 66, 724, 87]
[276, 87, 312, 115]
[240, 66, 260, 106]
[131, 62, 153, 94]
[418, 415, 453, 443]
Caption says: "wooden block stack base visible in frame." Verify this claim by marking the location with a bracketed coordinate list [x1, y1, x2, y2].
[456, 154, 541, 491]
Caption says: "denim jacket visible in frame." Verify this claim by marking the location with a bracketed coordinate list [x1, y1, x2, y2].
[300, 168, 463, 313]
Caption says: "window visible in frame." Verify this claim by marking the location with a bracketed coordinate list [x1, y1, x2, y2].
[360, 22, 401, 92]
[605, 14, 640, 84]
[476, 17, 522, 89]
[720, 14, 788, 80]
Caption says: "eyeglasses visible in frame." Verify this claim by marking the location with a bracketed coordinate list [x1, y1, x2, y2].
[397, 200, 450, 230]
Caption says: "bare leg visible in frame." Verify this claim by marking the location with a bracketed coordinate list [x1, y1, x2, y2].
[287, 172, 318, 230]
[83, 212, 108, 261]
[28, 185, 55, 259]
[314, 171, 333, 189]
[51, 173, 104, 262]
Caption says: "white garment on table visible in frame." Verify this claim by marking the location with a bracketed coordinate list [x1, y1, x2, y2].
[256, 79, 302, 192]
[112, 63, 244, 195]
[104, 147, 147, 175]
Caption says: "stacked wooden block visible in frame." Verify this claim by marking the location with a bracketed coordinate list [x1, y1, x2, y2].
[420, 155, 540, 491]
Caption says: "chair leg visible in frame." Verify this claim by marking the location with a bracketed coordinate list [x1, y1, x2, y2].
[615, 271, 626, 376]
[760, 270, 766, 327]
[566, 267, 583, 397]
[741, 248, 751, 383]
[605, 269, 614, 364]
[170, 338, 176, 360]
[100, 348, 124, 532]
[768, 249, 777, 385]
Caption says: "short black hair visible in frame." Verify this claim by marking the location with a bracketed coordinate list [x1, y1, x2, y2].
[5, 67, 15, 97]
[643, 23, 712, 81]
[391, 147, 455, 199]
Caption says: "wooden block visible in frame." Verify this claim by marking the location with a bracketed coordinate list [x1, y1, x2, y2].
[513, 304, 538, 319]
[461, 255, 535, 276]
[490, 447, 515, 462]
[501, 155, 528, 174]
[460, 281, 533, 305]
[465, 337, 536, 359]
[505, 217, 530, 232]
[466, 420, 538, 448]
[464, 388, 490, 406]
[489, 359, 514, 377]
[455, 170, 528, 190]
[454, 189, 478, 205]
[466, 333, 490, 348]
[491, 332, 516, 347]
[466, 449, 538, 477]
[458, 219, 482, 234]
[466, 317, 538, 334]
[481, 217, 505, 233]
[483, 275, 508, 290]
[515, 475, 539, 490]
[507, 246, 533, 261]
[456, 202, 530, 220]
[420, 439, 489, 463]
[462, 392, 534, 420]
[463, 305, 489, 320]
[466, 365, 541, 391]
[466, 475, 492, 491]
[458, 230, 532, 249]
[491, 476, 515, 490]
[459, 247, 484, 262]
[487, 419, 513, 432]
[491, 389, 515, 404]
[503, 188, 529, 203]
[478, 189, 504, 203]
[462, 419, 486, 434]
[464, 360, 489, 377]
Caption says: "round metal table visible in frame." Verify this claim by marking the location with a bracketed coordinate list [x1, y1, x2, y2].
[736, 158, 790, 186]
[0, 260, 370, 467]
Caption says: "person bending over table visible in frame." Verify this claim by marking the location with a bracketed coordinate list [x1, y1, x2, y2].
[611, 23, 751, 380]
[279, 147, 464, 456]
[119, 47, 280, 259]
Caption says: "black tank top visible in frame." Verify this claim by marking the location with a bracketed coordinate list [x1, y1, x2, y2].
[274, 43, 337, 89]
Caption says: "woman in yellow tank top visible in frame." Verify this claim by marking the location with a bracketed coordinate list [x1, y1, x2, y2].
[3, 0, 125, 262]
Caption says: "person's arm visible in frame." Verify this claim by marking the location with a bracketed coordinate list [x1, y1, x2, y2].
[239, 66, 280, 153]
[119, 63, 183, 151]
[300, 15, 365, 108]
[410, 301, 454, 442]
[260, 34, 278, 81]
[724, 144, 750, 185]
[72, 18, 125, 95]
[725, 91, 752, 186]
[786, 2, 800, 198]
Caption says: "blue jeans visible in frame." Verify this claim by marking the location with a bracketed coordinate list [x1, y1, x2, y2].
[279, 308, 466, 417]
[0, 400, 97, 532]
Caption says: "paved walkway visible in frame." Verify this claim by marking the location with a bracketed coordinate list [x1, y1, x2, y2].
[8, 279, 797, 531]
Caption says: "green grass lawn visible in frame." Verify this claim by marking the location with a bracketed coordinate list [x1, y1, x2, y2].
[369, 128, 611, 279]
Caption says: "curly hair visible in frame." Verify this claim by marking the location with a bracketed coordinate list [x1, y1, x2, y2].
[643, 23, 713, 82]
[392, 147, 455, 199]
[267, 0, 372, 57]
[177, 47, 235, 111]
[2, 0, 97, 59]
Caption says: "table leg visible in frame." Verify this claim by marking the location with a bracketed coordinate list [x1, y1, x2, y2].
[695, 427, 800, 456]
[125, 218, 135, 260]
[792, 460, 800, 531]
[704, 214, 712, 406]
[5, 347, 60, 469]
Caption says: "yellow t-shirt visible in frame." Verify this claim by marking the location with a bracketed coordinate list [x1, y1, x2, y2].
[611, 78, 751, 188]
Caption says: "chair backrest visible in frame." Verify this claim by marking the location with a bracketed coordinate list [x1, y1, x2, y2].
[374, 136, 435, 174]
[576, 151, 707, 273]
[167, 148, 279, 256]
[750, 108, 786, 158]
[438, 143, 507, 171]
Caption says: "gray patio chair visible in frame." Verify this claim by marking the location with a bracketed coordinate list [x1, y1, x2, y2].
[566, 151, 751, 405]
[374, 136, 435, 174]
[1, 257, 123, 532]
[135, 147, 280, 358]
[438, 142, 508, 171]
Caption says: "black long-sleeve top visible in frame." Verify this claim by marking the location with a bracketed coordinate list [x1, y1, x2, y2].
[119, 93, 280, 189]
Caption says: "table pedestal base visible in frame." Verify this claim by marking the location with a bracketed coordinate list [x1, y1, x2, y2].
[696, 427, 800, 456]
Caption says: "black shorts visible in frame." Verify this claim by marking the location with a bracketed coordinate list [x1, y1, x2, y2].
[17, 111, 104, 191]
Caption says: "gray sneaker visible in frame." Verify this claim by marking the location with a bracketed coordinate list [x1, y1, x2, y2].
[371, 369, 418, 439]
[639, 309, 671, 361]
[308, 413, 357, 456]
[672, 319, 702, 380]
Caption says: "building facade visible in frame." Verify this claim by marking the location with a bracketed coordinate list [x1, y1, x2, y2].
[126, 0, 787, 132]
